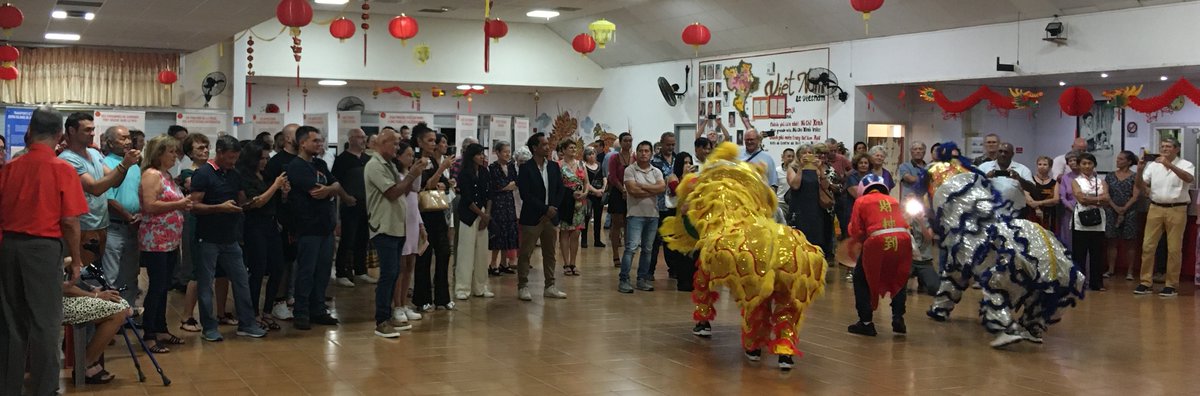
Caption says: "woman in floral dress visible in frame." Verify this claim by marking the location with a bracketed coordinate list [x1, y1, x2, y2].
[138, 135, 191, 353]
[557, 140, 589, 276]
[488, 141, 519, 276]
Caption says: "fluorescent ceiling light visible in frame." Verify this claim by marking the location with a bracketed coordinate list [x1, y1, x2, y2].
[456, 84, 472, 90]
[471, 85, 485, 90]
[45, 33, 81, 41]
[1161, 76, 1169, 81]
[1100, 73, 1109, 78]
[84, 12, 95, 21]
[317, 80, 347, 86]
[1058, 81, 1066, 86]
[526, 10, 559, 19]
[315, 0, 349, 4]
[51, 10, 67, 19]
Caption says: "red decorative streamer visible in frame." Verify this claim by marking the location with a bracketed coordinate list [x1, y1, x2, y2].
[930, 86, 1016, 114]
[1127, 78, 1200, 114]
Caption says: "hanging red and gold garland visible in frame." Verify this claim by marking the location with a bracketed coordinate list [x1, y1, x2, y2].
[373, 86, 422, 110]
[918, 86, 1042, 116]
[1112, 78, 1200, 114]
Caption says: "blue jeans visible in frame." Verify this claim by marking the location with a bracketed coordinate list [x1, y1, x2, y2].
[621, 216, 659, 282]
[372, 234, 405, 324]
[196, 241, 257, 333]
[295, 234, 335, 319]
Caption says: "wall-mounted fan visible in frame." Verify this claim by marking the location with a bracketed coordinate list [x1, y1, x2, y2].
[201, 71, 227, 107]
[337, 96, 365, 112]
[805, 67, 849, 102]
[657, 65, 691, 107]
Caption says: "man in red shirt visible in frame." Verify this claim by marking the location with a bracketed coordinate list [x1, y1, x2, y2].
[0, 106, 89, 395]
[846, 174, 912, 337]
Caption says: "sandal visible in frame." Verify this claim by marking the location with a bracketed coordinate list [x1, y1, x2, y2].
[146, 342, 170, 354]
[259, 317, 281, 331]
[158, 333, 185, 345]
[82, 365, 116, 384]
[179, 317, 201, 332]
[613, 258, 621, 268]
[219, 313, 239, 326]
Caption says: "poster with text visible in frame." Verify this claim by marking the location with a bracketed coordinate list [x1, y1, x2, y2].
[697, 48, 831, 160]
[4, 107, 32, 158]
[252, 113, 286, 137]
[93, 110, 146, 147]
[177, 112, 229, 141]
[513, 117, 530, 148]
[303, 113, 330, 140]
[337, 111, 361, 144]
[456, 115, 478, 152]
[488, 116, 511, 148]
[380, 112, 433, 132]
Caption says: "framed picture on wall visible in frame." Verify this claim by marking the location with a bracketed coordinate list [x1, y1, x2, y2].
[1076, 101, 1125, 173]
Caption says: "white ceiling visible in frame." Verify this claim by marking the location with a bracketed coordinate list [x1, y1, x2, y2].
[7, 0, 1197, 67]
[926, 65, 1200, 89]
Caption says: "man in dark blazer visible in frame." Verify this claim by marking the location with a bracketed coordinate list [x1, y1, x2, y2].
[516, 133, 568, 301]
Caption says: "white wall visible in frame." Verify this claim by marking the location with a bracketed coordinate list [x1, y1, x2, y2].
[180, 40, 234, 110]
[1034, 82, 1200, 158]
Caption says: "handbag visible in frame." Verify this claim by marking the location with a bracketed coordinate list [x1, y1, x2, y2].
[418, 190, 450, 212]
[819, 187, 835, 210]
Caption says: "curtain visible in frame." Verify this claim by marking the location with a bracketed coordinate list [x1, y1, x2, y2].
[0, 47, 179, 107]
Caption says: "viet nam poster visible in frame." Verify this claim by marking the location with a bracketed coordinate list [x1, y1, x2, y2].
[93, 110, 146, 147]
[177, 112, 229, 141]
[380, 112, 432, 131]
[252, 113, 286, 137]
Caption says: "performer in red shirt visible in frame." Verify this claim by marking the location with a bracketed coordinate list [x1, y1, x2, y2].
[846, 174, 912, 337]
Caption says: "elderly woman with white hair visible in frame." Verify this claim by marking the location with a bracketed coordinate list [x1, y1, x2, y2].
[868, 145, 896, 191]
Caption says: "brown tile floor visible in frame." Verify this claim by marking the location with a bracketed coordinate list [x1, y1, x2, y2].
[63, 242, 1198, 395]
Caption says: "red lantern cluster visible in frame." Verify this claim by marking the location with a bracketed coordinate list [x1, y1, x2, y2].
[389, 14, 418, 45]
[572, 33, 596, 56]
[485, 18, 508, 42]
[276, 0, 312, 86]
[681, 22, 710, 55]
[0, 3, 22, 36]
[330, 17, 355, 42]
[1059, 87, 1094, 117]
[361, 1, 370, 65]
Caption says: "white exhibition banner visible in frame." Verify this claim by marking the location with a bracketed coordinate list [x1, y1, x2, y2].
[251, 113, 286, 137]
[177, 112, 229, 141]
[303, 113, 330, 141]
[379, 112, 433, 131]
[92, 110, 145, 146]
[337, 111, 361, 144]
[513, 117, 530, 148]
[697, 48, 832, 159]
[455, 115, 478, 151]
[488, 116, 511, 147]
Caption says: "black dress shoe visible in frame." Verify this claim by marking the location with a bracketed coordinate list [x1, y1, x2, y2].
[311, 315, 339, 326]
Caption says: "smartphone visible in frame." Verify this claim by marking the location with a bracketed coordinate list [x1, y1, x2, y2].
[1143, 153, 1160, 162]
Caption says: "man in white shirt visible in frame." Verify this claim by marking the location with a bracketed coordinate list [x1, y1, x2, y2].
[1051, 138, 1088, 179]
[1134, 138, 1194, 297]
[741, 129, 778, 189]
[978, 143, 1033, 181]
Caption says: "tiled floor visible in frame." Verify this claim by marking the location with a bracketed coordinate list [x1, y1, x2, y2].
[63, 241, 1197, 395]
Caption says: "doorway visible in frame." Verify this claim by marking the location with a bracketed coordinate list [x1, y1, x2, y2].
[866, 123, 905, 197]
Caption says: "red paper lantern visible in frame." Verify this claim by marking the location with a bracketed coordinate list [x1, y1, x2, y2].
[389, 14, 418, 45]
[485, 18, 508, 42]
[0, 66, 19, 81]
[275, 0, 312, 31]
[0, 3, 23, 32]
[681, 23, 711, 54]
[0, 44, 18, 63]
[330, 17, 355, 42]
[1059, 87, 1094, 117]
[572, 33, 596, 56]
[157, 70, 178, 85]
[850, 0, 884, 34]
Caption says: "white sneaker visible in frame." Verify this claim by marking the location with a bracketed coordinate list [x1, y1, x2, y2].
[990, 332, 1024, 349]
[393, 307, 406, 322]
[517, 287, 532, 301]
[455, 292, 470, 300]
[474, 290, 495, 298]
[403, 307, 422, 321]
[545, 286, 567, 299]
[271, 302, 293, 320]
[356, 274, 378, 284]
[336, 277, 355, 288]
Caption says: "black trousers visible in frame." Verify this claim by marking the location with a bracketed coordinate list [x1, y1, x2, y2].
[141, 250, 177, 340]
[244, 217, 286, 314]
[335, 207, 369, 278]
[853, 262, 907, 324]
[414, 212, 452, 307]
[1073, 229, 1106, 290]
[648, 208, 674, 277]
[582, 195, 604, 244]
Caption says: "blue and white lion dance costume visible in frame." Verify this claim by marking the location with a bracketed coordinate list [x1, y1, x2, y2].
[925, 163, 1085, 348]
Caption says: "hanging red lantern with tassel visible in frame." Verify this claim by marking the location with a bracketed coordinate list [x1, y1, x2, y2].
[276, 0, 312, 87]
[330, 17, 355, 42]
[572, 33, 596, 57]
[0, 66, 18, 81]
[1059, 87, 1094, 117]
[0, 3, 22, 37]
[389, 14, 418, 45]
[484, 18, 508, 42]
[157, 70, 177, 87]
[681, 22, 710, 56]
[850, 0, 884, 35]
[0, 44, 18, 64]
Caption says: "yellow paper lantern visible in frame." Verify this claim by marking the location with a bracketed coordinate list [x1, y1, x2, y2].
[588, 18, 616, 49]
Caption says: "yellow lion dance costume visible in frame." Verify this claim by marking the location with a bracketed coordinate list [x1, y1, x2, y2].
[660, 142, 827, 361]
